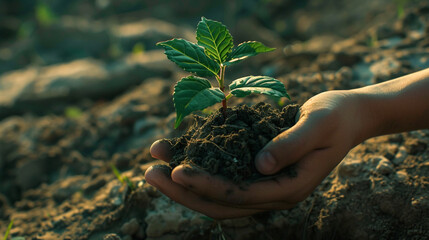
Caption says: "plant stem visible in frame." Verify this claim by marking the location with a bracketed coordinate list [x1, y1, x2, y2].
[225, 93, 232, 100]
[218, 64, 227, 118]
[221, 99, 227, 117]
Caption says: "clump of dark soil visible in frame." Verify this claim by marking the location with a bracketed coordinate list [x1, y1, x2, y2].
[167, 102, 299, 183]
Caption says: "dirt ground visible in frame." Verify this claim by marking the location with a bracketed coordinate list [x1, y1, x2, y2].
[0, 0, 428, 239]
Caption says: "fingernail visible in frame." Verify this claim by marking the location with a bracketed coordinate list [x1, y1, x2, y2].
[149, 140, 161, 159]
[144, 165, 171, 187]
[144, 167, 158, 187]
[256, 151, 277, 173]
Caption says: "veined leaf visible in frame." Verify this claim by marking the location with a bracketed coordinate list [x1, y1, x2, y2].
[174, 76, 225, 128]
[196, 17, 233, 63]
[229, 76, 290, 99]
[157, 39, 220, 77]
[225, 41, 275, 65]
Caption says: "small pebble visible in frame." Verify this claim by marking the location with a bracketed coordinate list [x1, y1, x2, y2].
[121, 218, 140, 236]
[411, 196, 429, 208]
[103, 233, 121, 240]
[406, 139, 427, 155]
[374, 156, 394, 175]
[338, 159, 363, 178]
[395, 170, 409, 182]
[112, 197, 123, 206]
[393, 146, 408, 165]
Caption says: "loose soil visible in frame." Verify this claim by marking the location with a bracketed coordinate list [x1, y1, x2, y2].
[167, 103, 299, 183]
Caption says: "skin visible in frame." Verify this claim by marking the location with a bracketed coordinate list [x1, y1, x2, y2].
[145, 68, 429, 219]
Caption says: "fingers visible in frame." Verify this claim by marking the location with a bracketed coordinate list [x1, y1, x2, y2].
[173, 146, 344, 206]
[144, 165, 265, 219]
[150, 139, 174, 163]
[171, 164, 298, 205]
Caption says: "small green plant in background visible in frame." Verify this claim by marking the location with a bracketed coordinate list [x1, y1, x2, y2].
[65, 106, 83, 119]
[367, 29, 379, 48]
[110, 164, 136, 192]
[395, 0, 408, 19]
[35, 2, 56, 26]
[157, 17, 290, 128]
[3, 220, 13, 240]
[108, 42, 123, 58]
[132, 42, 146, 55]
[2, 220, 24, 240]
[17, 22, 34, 39]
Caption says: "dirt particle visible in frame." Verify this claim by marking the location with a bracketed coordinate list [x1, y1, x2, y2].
[406, 139, 427, 155]
[150, 164, 172, 178]
[395, 170, 409, 182]
[393, 146, 408, 165]
[121, 218, 140, 236]
[182, 165, 203, 177]
[103, 233, 122, 240]
[338, 158, 363, 178]
[374, 156, 394, 175]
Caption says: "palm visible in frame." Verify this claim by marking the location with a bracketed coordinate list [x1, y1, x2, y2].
[145, 90, 363, 219]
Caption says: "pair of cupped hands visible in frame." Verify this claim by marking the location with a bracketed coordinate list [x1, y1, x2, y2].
[145, 90, 366, 219]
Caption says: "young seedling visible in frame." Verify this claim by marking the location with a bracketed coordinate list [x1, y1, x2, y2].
[3, 220, 13, 240]
[157, 17, 290, 128]
[110, 164, 136, 192]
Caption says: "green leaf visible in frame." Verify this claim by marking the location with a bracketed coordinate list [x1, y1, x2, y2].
[65, 106, 83, 119]
[174, 76, 225, 128]
[110, 164, 124, 184]
[225, 41, 275, 65]
[157, 39, 220, 77]
[123, 176, 136, 192]
[36, 3, 56, 26]
[229, 76, 290, 99]
[196, 17, 234, 64]
[3, 220, 13, 240]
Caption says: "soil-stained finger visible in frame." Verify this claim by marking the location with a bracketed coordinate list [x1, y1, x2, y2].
[150, 139, 174, 162]
[172, 147, 344, 205]
[144, 165, 265, 219]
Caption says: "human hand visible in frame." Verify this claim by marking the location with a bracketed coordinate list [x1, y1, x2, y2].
[145, 90, 368, 219]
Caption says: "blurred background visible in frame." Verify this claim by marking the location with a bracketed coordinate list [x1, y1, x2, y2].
[0, 0, 407, 65]
[0, 0, 419, 117]
[0, 0, 413, 71]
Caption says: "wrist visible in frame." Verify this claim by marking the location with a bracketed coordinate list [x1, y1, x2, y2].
[348, 88, 389, 143]
[352, 69, 429, 138]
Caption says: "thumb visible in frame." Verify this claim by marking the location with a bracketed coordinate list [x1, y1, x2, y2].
[255, 116, 320, 175]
